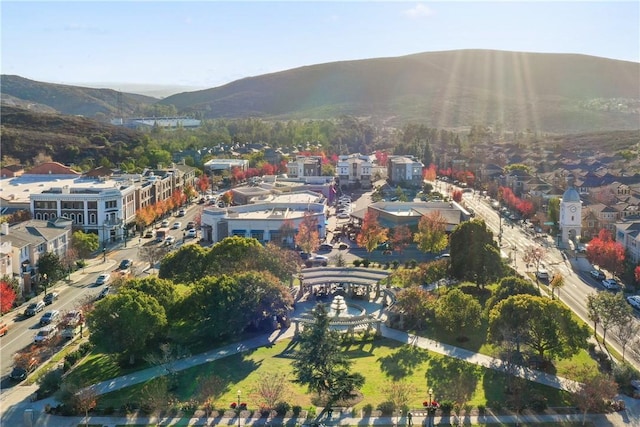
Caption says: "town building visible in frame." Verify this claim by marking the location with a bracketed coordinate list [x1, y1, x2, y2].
[286, 155, 323, 178]
[203, 158, 249, 173]
[387, 156, 423, 187]
[614, 216, 640, 264]
[110, 117, 201, 130]
[559, 186, 582, 246]
[336, 154, 373, 189]
[351, 201, 472, 231]
[200, 192, 326, 245]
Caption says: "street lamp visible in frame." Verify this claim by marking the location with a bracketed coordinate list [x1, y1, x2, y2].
[424, 387, 436, 427]
[102, 246, 106, 263]
[512, 244, 517, 266]
[42, 273, 48, 299]
[237, 390, 242, 427]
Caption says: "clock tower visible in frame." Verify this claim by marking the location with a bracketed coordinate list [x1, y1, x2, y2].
[559, 186, 582, 246]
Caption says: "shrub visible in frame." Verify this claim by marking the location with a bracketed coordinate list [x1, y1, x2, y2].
[353, 260, 362, 267]
[376, 401, 395, 415]
[477, 404, 486, 415]
[274, 401, 291, 416]
[439, 400, 454, 414]
[528, 393, 548, 412]
[292, 405, 302, 416]
[410, 260, 417, 268]
[362, 403, 374, 416]
[392, 260, 400, 269]
[362, 259, 371, 268]
[37, 370, 63, 398]
[306, 406, 316, 419]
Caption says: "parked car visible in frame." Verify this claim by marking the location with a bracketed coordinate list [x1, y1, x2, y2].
[95, 273, 111, 286]
[9, 358, 37, 381]
[186, 221, 196, 229]
[601, 279, 620, 291]
[626, 295, 640, 310]
[590, 270, 606, 281]
[39, 310, 60, 326]
[318, 243, 333, 252]
[177, 209, 186, 217]
[186, 228, 197, 238]
[118, 259, 132, 270]
[0, 321, 8, 336]
[43, 291, 59, 305]
[25, 301, 45, 317]
[34, 325, 57, 344]
[144, 230, 154, 238]
[164, 236, 176, 246]
[305, 255, 329, 267]
[97, 286, 111, 300]
[336, 212, 350, 219]
[172, 221, 182, 230]
[161, 219, 170, 227]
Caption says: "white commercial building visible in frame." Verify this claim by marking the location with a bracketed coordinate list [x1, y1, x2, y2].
[336, 154, 373, 189]
[201, 192, 327, 245]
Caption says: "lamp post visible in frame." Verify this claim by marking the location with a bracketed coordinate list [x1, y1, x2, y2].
[237, 390, 242, 427]
[425, 387, 435, 427]
[42, 273, 48, 299]
[512, 244, 517, 266]
[102, 246, 106, 263]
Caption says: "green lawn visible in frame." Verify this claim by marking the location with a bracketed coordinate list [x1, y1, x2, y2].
[97, 337, 572, 413]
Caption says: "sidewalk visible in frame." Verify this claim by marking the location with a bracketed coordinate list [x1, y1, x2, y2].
[2, 297, 640, 426]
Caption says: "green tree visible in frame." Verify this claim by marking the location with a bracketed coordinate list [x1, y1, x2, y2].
[36, 251, 65, 284]
[159, 244, 209, 283]
[593, 292, 632, 347]
[489, 295, 589, 361]
[413, 211, 448, 254]
[292, 303, 364, 405]
[547, 198, 560, 235]
[449, 220, 502, 288]
[434, 288, 482, 340]
[395, 286, 436, 330]
[485, 276, 539, 314]
[569, 365, 618, 425]
[549, 273, 566, 300]
[72, 230, 99, 260]
[123, 277, 178, 316]
[87, 288, 167, 364]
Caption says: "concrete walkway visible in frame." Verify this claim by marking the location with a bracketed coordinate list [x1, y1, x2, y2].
[2, 297, 640, 426]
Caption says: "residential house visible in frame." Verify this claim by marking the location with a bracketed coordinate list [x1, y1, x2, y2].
[387, 156, 423, 188]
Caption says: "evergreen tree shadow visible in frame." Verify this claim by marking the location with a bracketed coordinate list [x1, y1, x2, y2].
[377, 345, 430, 381]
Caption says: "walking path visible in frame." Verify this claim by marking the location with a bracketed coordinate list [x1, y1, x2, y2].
[2, 296, 639, 426]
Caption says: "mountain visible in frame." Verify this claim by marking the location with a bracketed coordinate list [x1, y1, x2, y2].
[0, 75, 158, 117]
[2, 50, 639, 133]
[160, 49, 640, 133]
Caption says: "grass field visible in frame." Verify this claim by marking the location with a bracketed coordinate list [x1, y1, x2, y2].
[96, 337, 572, 414]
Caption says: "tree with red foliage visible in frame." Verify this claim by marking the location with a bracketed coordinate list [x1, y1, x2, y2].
[231, 166, 246, 183]
[452, 190, 462, 202]
[586, 229, 626, 276]
[295, 212, 320, 255]
[390, 225, 412, 254]
[356, 211, 388, 253]
[260, 163, 277, 176]
[423, 164, 437, 182]
[197, 174, 210, 195]
[375, 150, 389, 167]
[516, 199, 535, 218]
[0, 281, 16, 314]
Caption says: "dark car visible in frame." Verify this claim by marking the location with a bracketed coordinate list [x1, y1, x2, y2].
[118, 259, 132, 270]
[318, 243, 333, 252]
[43, 292, 59, 305]
[9, 358, 37, 381]
[590, 270, 606, 281]
[25, 301, 45, 317]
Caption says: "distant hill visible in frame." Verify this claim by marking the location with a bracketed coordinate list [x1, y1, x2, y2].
[160, 49, 640, 133]
[0, 106, 145, 165]
[2, 50, 639, 133]
[0, 75, 158, 117]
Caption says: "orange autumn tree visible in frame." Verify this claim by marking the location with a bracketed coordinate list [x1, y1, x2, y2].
[586, 229, 626, 276]
[295, 212, 320, 255]
[356, 211, 388, 253]
[390, 224, 412, 254]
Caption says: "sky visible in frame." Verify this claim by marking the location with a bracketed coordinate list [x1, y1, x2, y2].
[2, 1, 639, 91]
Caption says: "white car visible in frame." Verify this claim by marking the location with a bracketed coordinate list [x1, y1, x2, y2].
[95, 273, 111, 285]
[626, 295, 640, 310]
[172, 222, 182, 230]
[305, 255, 329, 267]
[34, 325, 57, 344]
[536, 267, 549, 280]
[161, 219, 170, 227]
[186, 228, 197, 238]
[164, 236, 176, 246]
[601, 279, 620, 291]
[337, 212, 350, 219]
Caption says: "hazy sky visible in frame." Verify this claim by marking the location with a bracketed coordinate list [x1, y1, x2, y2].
[2, 1, 638, 90]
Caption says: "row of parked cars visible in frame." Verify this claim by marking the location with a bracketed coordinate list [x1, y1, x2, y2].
[589, 269, 640, 311]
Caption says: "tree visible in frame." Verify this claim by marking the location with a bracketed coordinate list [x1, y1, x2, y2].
[356, 211, 388, 253]
[395, 286, 437, 330]
[449, 220, 501, 288]
[434, 288, 482, 341]
[87, 288, 167, 364]
[72, 231, 99, 260]
[292, 303, 364, 405]
[144, 342, 190, 389]
[489, 295, 589, 361]
[452, 189, 462, 202]
[253, 372, 291, 411]
[197, 174, 210, 195]
[197, 375, 224, 417]
[139, 245, 171, 272]
[484, 276, 539, 314]
[614, 312, 640, 363]
[549, 273, 565, 300]
[522, 245, 546, 284]
[0, 280, 17, 314]
[389, 225, 412, 254]
[568, 365, 618, 425]
[124, 277, 178, 315]
[295, 212, 320, 255]
[278, 219, 296, 248]
[586, 229, 626, 276]
[593, 292, 632, 349]
[159, 244, 209, 283]
[37, 251, 65, 284]
[586, 294, 601, 340]
[384, 380, 413, 415]
[413, 211, 448, 254]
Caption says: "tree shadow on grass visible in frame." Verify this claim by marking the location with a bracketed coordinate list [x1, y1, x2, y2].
[377, 345, 431, 381]
[425, 356, 480, 403]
